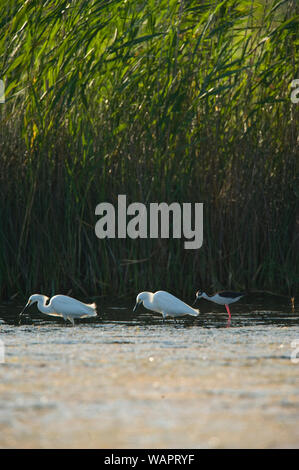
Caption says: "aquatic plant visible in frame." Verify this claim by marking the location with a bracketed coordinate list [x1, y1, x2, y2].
[0, 0, 298, 299]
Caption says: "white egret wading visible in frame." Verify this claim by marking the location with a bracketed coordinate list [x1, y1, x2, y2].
[133, 291, 199, 321]
[194, 290, 244, 325]
[19, 294, 97, 326]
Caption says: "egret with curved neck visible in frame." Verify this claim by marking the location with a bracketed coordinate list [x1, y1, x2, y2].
[19, 294, 97, 326]
[133, 290, 199, 321]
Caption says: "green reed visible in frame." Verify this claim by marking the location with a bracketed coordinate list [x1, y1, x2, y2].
[0, 0, 298, 300]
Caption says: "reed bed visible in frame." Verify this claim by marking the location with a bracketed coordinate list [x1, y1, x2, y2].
[0, 0, 298, 300]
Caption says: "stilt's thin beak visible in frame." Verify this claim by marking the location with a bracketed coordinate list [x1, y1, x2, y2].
[192, 297, 198, 307]
[133, 302, 140, 312]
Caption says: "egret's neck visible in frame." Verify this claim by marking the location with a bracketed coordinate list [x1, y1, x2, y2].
[202, 292, 211, 301]
[37, 296, 51, 314]
[142, 292, 154, 309]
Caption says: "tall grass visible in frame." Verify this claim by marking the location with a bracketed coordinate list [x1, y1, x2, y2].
[0, 0, 298, 300]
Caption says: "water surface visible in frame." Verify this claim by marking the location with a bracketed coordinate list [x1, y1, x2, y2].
[0, 296, 298, 448]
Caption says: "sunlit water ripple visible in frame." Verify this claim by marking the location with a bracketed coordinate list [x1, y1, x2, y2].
[0, 298, 298, 448]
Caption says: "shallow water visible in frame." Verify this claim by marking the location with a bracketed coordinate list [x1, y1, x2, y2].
[0, 296, 298, 449]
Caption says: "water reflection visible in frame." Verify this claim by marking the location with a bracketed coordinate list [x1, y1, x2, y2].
[0, 296, 298, 328]
[0, 296, 298, 448]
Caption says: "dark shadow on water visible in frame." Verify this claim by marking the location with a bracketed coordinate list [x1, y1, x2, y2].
[0, 295, 298, 328]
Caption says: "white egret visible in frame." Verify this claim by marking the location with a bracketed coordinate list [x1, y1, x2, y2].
[19, 294, 98, 326]
[133, 290, 199, 321]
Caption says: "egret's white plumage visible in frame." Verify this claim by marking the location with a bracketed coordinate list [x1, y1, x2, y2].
[19, 294, 97, 326]
[133, 290, 199, 320]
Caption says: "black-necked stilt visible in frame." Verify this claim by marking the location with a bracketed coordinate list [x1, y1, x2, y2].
[193, 290, 245, 324]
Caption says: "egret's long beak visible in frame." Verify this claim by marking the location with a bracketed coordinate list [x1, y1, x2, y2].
[19, 301, 30, 317]
[133, 302, 140, 312]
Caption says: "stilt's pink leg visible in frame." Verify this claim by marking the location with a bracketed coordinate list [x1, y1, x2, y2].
[225, 304, 231, 327]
